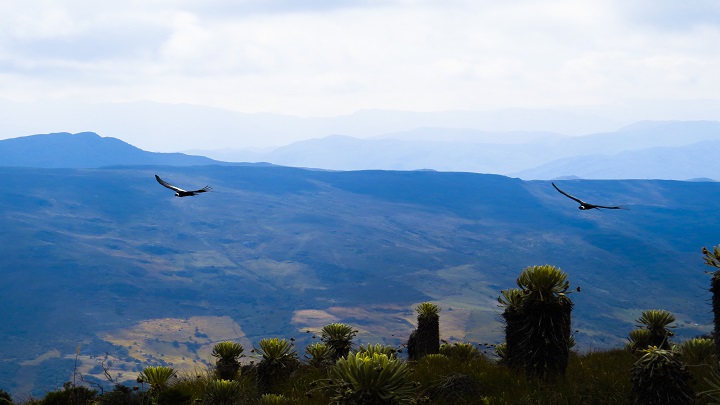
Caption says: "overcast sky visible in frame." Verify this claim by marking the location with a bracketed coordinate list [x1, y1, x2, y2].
[1, 0, 718, 117]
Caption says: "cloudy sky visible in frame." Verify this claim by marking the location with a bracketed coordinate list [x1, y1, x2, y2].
[0, 1, 718, 149]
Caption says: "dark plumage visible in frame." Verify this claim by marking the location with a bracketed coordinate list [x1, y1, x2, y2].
[155, 175, 211, 197]
[552, 182, 622, 210]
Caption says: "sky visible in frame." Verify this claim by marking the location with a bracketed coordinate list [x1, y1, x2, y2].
[0, 1, 719, 149]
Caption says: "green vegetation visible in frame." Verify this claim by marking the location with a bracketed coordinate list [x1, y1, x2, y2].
[212, 341, 245, 380]
[501, 265, 574, 379]
[9, 257, 720, 404]
[407, 302, 441, 361]
[325, 352, 415, 404]
[320, 323, 357, 360]
[703, 244, 720, 360]
[630, 347, 695, 404]
[255, 338, 300, 393]
[635, 309, 677, 350]
[304, 342, 335, 368]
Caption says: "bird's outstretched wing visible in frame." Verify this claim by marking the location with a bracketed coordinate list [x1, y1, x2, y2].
[190, 185, 212, 194]
[155, 175, 186, 193]
[592, 203, 623, 210]
[552, 182, 585, 204]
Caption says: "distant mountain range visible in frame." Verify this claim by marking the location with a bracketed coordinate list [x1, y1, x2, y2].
[192, 120, 720, 180]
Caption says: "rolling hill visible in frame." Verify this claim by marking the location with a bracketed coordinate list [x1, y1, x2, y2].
[1, 162, 719, 397]
[0, 132, 225, 168]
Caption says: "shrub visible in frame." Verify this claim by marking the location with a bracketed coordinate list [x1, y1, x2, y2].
[211, 341, 245, 380]
[439, 343, 483, 360]
[515, 265, 573, 379]
[305, 342, 335, 368]
[38, 383, 97, 405]
[137, 366, 176, 393]
[326, 352, 416, 404]
[202, 379, 243, 405]
[321, 323, 357, 360]
[407, 302, 441, 361]
[0, 389, 12, 405]
[676, 337, 715, 365]
[356, 343, 398, 359]
[256, 338, 300, 393]
[636, 309, 676, 349]
[630, 347, 694, 405]
[258, 393, 294, 404]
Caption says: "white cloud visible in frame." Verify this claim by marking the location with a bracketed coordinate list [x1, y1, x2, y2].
[0, 0, 718, 116]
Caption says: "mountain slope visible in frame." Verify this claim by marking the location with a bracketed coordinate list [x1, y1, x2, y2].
[0, 132, 223, 168]
[1, 165, 719, 396]
[514, 140, 720, 180]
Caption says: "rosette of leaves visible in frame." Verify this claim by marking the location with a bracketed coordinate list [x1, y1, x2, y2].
[676, 337, 715, 366]
[321, 323, 357, 360]
[305, 342, 335, 368]
[138, 366, 176, 394]
[628, 328, 653, 353]
[255, 338, 300, 393]
[515, 265, 573, 379]
[630, 346, 694, 405]
[407, 302, 440, 361]
[326, 352, 416, 404]
[356, 343, 398, 359]
[439, 342, 482, 360]
[212, 341, 245, 380]
[636, 309, 676, 349]
[202, 379, 243, 405]
[494, 343, 507, 361]
[258, 393, 294, 404]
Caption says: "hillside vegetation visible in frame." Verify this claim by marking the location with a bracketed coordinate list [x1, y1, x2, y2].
[1, 165, 719, 398]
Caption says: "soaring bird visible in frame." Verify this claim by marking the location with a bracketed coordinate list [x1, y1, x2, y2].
[552, 182, 622, 210]
[155, 175, 211, 197]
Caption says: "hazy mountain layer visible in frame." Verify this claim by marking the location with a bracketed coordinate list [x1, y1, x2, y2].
[198, 121, 720, 179]
[1, 165, 718, 396]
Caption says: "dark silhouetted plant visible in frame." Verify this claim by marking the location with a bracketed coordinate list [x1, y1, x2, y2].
[37, 383, 97, 405]
[255, 338, 300, 393]
[636, 309, 676, 350]
[407, 302, 440, 361]
[202, 379, 242, 405]
[515, 265, 573, 379]
[630, 346, 694, 405]
[0, 389, 12, 405]
[211, 341, 245, 380]
[498, 288, 525, 369]
[439, 342, 483, 360]
[321, 323, 357, 360]
[156, 387, 192, 405]
[326, 352, 416, 404]
[703, 245, 720, 359]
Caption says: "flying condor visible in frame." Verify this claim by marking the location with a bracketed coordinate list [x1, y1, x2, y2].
[155, 175, 211, 197]
[552, 182, 622, 210]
